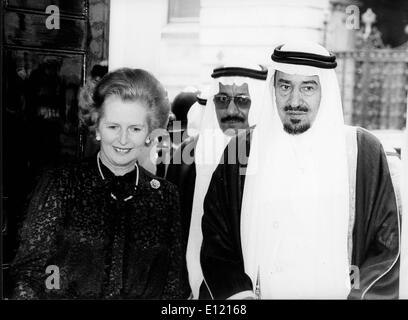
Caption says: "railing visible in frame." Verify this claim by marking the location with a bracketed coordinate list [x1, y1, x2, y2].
[335, 49, 408, 130]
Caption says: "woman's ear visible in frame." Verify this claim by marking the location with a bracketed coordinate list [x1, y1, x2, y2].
[95, 128, 101, 141]
[145, 135, 151, 146]
[92, 110, 102, 141]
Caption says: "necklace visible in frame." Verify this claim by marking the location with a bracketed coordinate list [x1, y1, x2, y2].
[97, 152, 139, 201]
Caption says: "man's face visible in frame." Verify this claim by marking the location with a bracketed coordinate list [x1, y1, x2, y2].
[274, 71, 321, 134]
[213, 83, 251, 135]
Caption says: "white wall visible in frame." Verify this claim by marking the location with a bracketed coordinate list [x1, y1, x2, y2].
[108, 0, 168, 77]
[159, 22, 201, 100]
[109, 0, 337, 100]
[108, 0, 201, 100]
[199, 0, 332, 87]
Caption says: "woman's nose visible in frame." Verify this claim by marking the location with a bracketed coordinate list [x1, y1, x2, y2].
[119, 129, 128, 145]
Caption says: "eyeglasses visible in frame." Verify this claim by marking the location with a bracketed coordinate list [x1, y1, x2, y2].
[213, 94, 251, 109]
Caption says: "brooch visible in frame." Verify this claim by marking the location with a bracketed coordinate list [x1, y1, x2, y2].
[150, 179, 160, 189]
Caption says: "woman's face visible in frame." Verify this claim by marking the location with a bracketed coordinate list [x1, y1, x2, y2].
[96, 95, 149, 169]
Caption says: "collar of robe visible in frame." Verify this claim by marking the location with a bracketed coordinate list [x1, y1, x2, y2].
[271, 44, 337, 69]
[97, 152, 139, 202]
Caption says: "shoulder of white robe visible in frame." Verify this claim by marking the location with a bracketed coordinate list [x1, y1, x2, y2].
[345, 125, 357, 267]
[400, 126, 408, 298]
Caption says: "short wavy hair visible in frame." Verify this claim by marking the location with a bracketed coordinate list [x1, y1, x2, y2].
[79, 68, 170, 135]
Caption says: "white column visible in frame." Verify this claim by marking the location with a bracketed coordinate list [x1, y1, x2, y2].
[108, 0, 168, 75]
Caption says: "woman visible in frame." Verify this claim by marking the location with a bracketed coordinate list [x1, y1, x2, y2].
[11, 68, 189, 299]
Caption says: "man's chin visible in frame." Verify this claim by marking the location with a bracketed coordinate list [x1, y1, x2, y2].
[283, 122, 310, 135]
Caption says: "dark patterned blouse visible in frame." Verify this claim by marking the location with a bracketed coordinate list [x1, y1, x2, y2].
[11, 155, 190, 299]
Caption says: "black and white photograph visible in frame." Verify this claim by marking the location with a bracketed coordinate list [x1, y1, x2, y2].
[1, 0, 408, 308]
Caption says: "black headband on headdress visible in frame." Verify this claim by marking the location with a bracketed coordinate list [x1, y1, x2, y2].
[271, 45, 337, 69]
[196, 95, 207, 106]
[211, 65, 268, 80]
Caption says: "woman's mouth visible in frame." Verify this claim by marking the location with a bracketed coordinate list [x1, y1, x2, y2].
[113, 147, 132, 154]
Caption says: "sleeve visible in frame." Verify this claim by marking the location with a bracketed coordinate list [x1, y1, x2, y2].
[200, 160, 253, 300]
[10, 169, 67, 299]
[349, 134, 400, 300]
[161, 183, 191, 299]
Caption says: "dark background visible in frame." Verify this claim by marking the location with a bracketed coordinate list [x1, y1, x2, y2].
[1, 0, 109, 298]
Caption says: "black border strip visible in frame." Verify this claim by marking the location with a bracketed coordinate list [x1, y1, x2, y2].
[196, 96, 207, 106]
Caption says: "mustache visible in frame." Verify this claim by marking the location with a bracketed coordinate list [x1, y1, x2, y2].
[284, 105, 309, 112]
[221, 115, 245, 123]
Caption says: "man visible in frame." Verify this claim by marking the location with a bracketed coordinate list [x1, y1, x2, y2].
[169, 88, 200, 147]
[200, 42, 400, 299]
[166, 64, 268, 299]
[152, 88, 200, 178]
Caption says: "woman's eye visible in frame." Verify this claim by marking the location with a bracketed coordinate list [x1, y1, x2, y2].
[107, 125, 118, 129]
[131, 127, 141, 132]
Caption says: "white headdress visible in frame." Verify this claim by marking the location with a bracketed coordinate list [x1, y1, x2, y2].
[241, 41, 351, 298]
[186, 89, 208, 138]
[399, 100, 408, 297]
